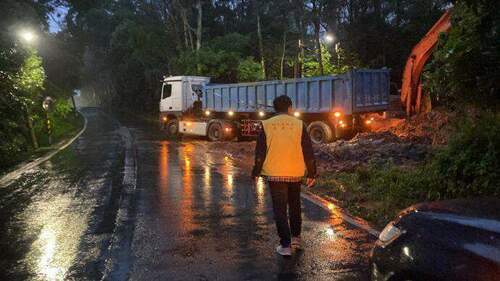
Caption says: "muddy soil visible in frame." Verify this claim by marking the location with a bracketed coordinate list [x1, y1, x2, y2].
[207, 110, 453, 174]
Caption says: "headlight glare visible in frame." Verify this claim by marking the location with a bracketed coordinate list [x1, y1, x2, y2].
[378, 222, 404, 247]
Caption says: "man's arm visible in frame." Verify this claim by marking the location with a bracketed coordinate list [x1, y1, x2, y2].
[252, 129, 267, 178]
[301, 124, 317, 178]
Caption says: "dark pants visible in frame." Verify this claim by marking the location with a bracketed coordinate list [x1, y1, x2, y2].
[268, 181, 302, 247]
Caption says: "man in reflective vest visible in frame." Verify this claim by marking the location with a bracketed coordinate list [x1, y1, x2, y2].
[252, 95, 317, 256]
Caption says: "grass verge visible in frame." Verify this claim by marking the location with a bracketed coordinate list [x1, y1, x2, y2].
[0, 111, 84, 175]
[312, 111, 500, 229]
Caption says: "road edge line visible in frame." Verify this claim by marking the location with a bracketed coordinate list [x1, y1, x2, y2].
[301, 190, 381, 238]
[101, 126, 138, 281]
[0, 113, 88, 187]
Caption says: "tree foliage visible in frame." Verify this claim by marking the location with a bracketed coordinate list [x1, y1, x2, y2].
[238, 58, 265, 82]
[14, 49, 45, 99]
[0, 0, 81, 169]
[427, 0, 500, 109]
[59, 0, 453, 113]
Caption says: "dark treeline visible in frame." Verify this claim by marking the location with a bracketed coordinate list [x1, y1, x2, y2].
[63, 0, 453, 112]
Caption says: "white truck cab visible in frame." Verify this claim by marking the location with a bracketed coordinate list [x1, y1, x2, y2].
[160, 76, 210, 114]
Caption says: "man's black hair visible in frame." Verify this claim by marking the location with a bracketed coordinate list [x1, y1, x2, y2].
[273, 95, 292, 113]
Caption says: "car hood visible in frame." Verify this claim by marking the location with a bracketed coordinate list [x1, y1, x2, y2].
[400, 198, 500, 219]
[397, 198, 500, 233]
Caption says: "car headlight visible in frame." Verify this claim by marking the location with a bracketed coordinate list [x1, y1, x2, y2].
[377, 222, 405, 248]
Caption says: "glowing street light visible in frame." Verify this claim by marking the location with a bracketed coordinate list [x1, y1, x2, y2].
[19, 29, 36, 43]
[324, 34, 334, 43]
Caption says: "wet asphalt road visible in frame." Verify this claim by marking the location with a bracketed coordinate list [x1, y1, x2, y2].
[0, 108, 374, 280]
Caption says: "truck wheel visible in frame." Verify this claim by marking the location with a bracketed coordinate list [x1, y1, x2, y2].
[166, 119, 179, 137]
[207, 122, 223, 141]
[308, 121, 333, 144]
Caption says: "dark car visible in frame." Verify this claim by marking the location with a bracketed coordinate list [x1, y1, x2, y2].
[370, 198, 500, 281]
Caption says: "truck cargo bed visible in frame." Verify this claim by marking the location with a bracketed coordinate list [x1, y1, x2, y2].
[202, 69, 390, 115]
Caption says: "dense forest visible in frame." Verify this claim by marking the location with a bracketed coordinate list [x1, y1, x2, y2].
[1, 0, 499, 168]
[67, 0, 453, 111]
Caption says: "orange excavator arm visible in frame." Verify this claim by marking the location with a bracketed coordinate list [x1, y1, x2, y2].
[401, 10, 452, 116]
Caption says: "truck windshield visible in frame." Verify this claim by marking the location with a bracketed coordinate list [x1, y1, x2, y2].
[162, 84, 172, 99]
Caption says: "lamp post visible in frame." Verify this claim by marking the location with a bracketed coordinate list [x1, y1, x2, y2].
[42, 96, 54, 145]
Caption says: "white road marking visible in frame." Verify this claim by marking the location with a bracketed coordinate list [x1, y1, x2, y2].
[101, 126, 138, 281]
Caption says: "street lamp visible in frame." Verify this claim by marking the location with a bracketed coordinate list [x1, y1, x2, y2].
[324, 34, 334, 43]
[19, 29, 36, 44]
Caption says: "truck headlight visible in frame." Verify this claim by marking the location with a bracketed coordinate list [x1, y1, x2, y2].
[377, 222, 405, 248]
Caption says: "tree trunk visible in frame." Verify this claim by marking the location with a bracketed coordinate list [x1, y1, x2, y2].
[280, 31, 287, 79]
[313, 1, 324, 75]
[297, 2, 305, 78]
[256, 11, 266, 79]
[180, 6, 193, 50]
[25, 107, 38, 149]
[181, 8, 189, 49]
[373, 0, 382, 19]
[195, 0, 202, 51]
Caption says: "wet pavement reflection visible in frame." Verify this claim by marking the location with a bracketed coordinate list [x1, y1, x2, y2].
[130, 129, 374, 280]
[0, 109, 373, 280]
[0, 109, 124, 280]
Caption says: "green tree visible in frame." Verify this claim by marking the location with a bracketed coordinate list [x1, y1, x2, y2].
[427, 0, 500, 109]
[15, 49, 45, 95]
[237, 57, 264, 82]
[14, 49, 46, 150]
[303, 44, 360, 77]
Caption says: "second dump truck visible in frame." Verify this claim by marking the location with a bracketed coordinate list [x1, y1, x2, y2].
[159, 69, 390, 144]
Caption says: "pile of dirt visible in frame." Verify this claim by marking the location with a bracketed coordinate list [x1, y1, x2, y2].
[374, 110, 453, 145]
[315, 131, 430, 173]
[207, 110, 453, 173]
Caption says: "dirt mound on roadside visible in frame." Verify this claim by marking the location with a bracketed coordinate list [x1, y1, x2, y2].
[205, 110, 453, 173]
[388, 111, 452, 145]
[315, 131, 431, 172]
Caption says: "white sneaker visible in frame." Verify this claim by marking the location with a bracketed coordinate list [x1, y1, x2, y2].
[276, 245, 292, 256]
[291, 237, 302, 250]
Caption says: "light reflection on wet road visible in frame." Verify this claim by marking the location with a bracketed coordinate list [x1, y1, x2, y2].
[0, 109, 124, 280]
[0, 109, 373, 280]
[129, 128, 373, 280]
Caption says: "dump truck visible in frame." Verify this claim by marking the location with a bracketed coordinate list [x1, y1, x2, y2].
[159, 69, 390, 144]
